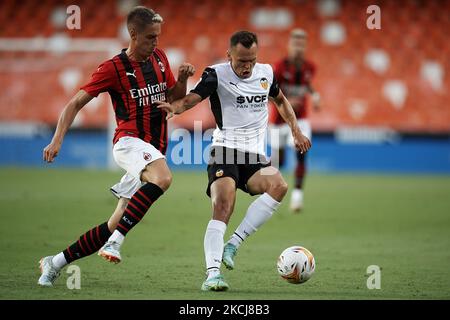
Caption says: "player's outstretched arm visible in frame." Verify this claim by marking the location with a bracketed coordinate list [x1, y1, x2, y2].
[271, 89, 312, 154]
[43, 90, 93, 163]
[155, 92, 202, 120]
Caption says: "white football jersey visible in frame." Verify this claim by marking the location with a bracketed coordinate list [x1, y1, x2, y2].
[191, 62, 280, 155]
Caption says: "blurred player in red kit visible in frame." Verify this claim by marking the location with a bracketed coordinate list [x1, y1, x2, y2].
[270, 28, 321, 212]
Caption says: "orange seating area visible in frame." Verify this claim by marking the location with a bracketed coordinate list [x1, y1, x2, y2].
[0, 0, 449, 133]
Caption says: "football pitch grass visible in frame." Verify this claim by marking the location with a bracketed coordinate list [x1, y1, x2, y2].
[0, 168, 449, 300]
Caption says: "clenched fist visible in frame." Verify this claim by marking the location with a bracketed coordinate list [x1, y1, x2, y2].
[177, 63, 195, 82]
[43, 140, 62, 163]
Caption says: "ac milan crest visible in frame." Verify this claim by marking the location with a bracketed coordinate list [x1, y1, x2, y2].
[143, 152, 152, 161]
[158, 61, 165, 72]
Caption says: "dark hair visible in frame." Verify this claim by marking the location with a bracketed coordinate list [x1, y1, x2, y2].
[230, 31, 258, 48]
[127, 6, 163, 33]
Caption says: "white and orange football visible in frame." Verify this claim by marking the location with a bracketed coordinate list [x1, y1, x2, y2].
[277, 246, 315, 284]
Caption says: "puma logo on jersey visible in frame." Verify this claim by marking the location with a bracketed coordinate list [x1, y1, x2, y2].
[126, 70, 136, 78]
[229, 81, 239, 88]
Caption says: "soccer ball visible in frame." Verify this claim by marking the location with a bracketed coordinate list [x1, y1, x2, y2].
[277, 246, 315, 284]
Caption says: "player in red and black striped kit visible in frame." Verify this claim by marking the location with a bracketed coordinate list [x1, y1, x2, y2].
[38, 6, 195, 286]
[270, 28, 321, 212]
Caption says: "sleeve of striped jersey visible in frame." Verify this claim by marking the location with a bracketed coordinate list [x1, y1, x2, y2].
[80, 60, 115, 97]
[273, 61, 283, 84]
[269, 70, 280, 98]
[189, 67, 218, 100]
[166, 64, 176, 89]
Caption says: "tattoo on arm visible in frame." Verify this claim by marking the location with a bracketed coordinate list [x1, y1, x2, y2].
[120, 198, 129, 209]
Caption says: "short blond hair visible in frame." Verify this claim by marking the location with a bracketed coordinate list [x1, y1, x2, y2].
[127, 6, 163, 33]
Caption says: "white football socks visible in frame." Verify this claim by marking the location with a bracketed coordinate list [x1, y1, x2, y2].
[109, 230, 125, 246]
[204, 219, 227, 279]
[52, 252, 68, 270]
[228, 193, 280, 249]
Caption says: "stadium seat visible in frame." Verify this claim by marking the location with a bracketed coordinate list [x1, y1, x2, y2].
[0, 0, 448, 132]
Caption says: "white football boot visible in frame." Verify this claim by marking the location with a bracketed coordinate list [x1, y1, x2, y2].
[38, 256, 61, 287]
[98, 241, 122, 263]
[290, 189, 304, 213]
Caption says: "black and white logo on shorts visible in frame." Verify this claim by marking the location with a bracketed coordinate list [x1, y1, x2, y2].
[143, 152, 152, 161]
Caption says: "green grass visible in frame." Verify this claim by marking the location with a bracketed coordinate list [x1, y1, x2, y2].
[0, 168, 449, 299]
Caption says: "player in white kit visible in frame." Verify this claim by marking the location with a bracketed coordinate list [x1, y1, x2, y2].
[156, 31, 311, 291]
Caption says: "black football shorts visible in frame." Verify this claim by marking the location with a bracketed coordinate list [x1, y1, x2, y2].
[206, 146, 271, 197]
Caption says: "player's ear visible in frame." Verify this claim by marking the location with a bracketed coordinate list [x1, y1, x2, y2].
[129, 27, 137, 41]
[226, 49, 231, 62]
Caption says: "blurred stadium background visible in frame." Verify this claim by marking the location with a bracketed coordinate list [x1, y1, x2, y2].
[0, 0, 448, 172]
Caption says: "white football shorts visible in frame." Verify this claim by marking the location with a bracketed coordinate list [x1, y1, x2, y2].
[110, 136, 165, 199]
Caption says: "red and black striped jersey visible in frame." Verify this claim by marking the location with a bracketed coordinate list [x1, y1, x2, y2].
[272, 58, 316, 124]
[80, 48, 176, 154]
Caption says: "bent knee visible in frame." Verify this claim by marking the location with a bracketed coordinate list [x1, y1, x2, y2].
[213, 197, 234, 217]
[268, 178, 288, 200]
[143, 171, 172, 191]
[154, 173, 172, 191]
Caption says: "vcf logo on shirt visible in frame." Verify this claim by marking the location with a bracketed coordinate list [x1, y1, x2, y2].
[235, 94, 268, 112]
[129, 82, 168, 107]
[236, 95, 268, 104]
